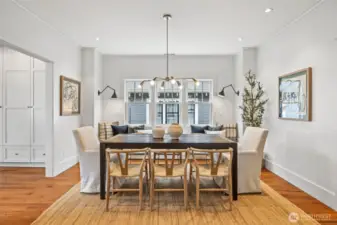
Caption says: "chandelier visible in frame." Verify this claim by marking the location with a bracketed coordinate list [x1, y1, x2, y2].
[139, 14, 199, 89]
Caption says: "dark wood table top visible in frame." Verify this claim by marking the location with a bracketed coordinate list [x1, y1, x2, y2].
[100, 134, 236, 149]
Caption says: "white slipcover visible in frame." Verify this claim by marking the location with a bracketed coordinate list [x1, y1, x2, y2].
[215, 127, 268, 194]
[73, 126, 122, 193]
[237, 127, 268, 193]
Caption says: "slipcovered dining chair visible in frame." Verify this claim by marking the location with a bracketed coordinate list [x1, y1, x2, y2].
[105, 148, 149, 211]
[219, 127, 268, 194]
[236, 127, 268, 194]
[73, 126, 122, 193]
[190, 147, 233, 210]
[149, 149, 190, 210]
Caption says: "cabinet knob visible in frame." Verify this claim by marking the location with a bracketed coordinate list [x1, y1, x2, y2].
[43, 153, 46, 156]
[15, 153, 19, 156]
[27, 106, 33, 108]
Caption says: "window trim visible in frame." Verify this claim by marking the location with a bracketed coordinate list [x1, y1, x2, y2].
[124, 79, 152, 125]
[186, 79, 213, 125]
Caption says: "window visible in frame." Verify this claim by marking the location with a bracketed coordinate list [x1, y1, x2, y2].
[155, 82, 181, 124]
[125, 80, 150, 124]
[186, 80, 212, 125]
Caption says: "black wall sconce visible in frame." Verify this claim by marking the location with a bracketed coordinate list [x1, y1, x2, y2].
[98, 85, 117, 98]
[218, 84, 240, 97]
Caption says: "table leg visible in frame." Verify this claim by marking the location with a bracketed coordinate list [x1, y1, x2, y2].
[100, 143, 106, 200]
[232, 143, 238, 200]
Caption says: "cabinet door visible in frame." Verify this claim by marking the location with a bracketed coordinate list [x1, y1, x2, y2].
[0, 146, 3, 162]
[0, 44, 3, 145]
[3, 146, 31, 162]
[4, 47, 30, 70]
[3, 48, 32, 146]
[4, 70, 31, 107]
[4, 108, 31, 145]
[32, 70, 45, 145]
[31, 147, 45, 163]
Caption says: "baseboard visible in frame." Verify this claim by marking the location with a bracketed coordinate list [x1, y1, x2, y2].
[53, 155, 78, 176]
[264, 158, 337, 210]
[0, 162, 45, 167]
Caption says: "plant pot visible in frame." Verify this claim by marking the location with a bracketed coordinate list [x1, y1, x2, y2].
[167, 123, 183, 139]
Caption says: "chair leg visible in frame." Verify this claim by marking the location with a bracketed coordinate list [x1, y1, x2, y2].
[150, 177, 154, 211]
[184, 174, 188, 210]
[106, 175, 111, 211]
[227, 176, 232, 211]
[189, 164, 193, 183]
[139, 175, 143, 211]
[196, 174, 200, 209]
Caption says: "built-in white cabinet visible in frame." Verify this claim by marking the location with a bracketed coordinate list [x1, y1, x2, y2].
[0, 46, 46, 167]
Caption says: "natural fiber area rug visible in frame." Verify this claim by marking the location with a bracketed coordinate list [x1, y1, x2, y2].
[32, 178, 320, 225]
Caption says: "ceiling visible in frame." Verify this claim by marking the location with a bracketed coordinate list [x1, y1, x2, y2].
[16, 0, 321, 55]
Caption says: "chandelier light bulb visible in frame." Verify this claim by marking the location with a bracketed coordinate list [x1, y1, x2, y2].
[138, 84, 142, 88]
[179, 85, 183, 89]
[171, 78, 176, 84]
[195, 80, 200, 86]
[150, 80, 155, 86]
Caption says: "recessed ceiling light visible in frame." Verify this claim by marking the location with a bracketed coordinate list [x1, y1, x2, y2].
[265, 8, 274, 13]
[96, 37, 100, 41]
[238, 37, 243, 42]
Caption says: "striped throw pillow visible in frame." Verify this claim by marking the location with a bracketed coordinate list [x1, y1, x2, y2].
[222, 123, 238, 140]
[98, 121, 119, 140]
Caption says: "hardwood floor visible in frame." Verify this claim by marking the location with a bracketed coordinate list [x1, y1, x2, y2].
[261, 168, 337, 225]
[0, 165, 336, 225]
[0, 166, 80, 225]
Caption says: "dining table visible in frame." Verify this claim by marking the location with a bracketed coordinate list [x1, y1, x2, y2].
[99, 133, 238, 200]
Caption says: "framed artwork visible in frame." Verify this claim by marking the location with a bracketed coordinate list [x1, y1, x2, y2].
[60, 75, 81, 116]
[278, 68, 312, 121]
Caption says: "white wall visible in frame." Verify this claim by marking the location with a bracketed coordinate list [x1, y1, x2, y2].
[234, 47, 258, 136]
[81, 48, 95, 126]
[0, 0, 81, 176]
[94, 50, 103, 128]
[257, 0, 337, 210]
[81, 48, 103, 129]
[102, 55, 236, 125]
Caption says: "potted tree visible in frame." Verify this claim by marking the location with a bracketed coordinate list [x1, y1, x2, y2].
[240, 70, 268, 128]
[240, 70, 269, 168]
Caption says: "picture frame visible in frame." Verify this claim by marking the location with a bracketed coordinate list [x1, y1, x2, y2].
[60, 75, 81, 116]
[278, 68, 312, 121]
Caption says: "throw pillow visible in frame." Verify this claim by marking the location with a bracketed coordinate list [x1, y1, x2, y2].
[204, 130, 221, 134]
[207, 125, 223, 131]
[111, 125, 129, 135]
[191, 125, 209, 134]
[128, 125, 145, 133]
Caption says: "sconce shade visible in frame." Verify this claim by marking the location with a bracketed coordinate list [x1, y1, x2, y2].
[111, 90, 117, 99]
[218, 88, 225, 97]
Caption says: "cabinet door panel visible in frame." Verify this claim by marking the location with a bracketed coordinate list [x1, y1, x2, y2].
[4, 109, 31, 145]
[33, 58, 46, 70]
[0, 146, 3, 162]
[3, 146, 31, 162]
[5, 71, 31, 107]
[0, 45, 3, 105]
[32, 108, 45, 145]
[0, 109, 2, 145]
[33, 71, 45, 108]
[4, 48, 31, 70]
[31, 147, 45, 163]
